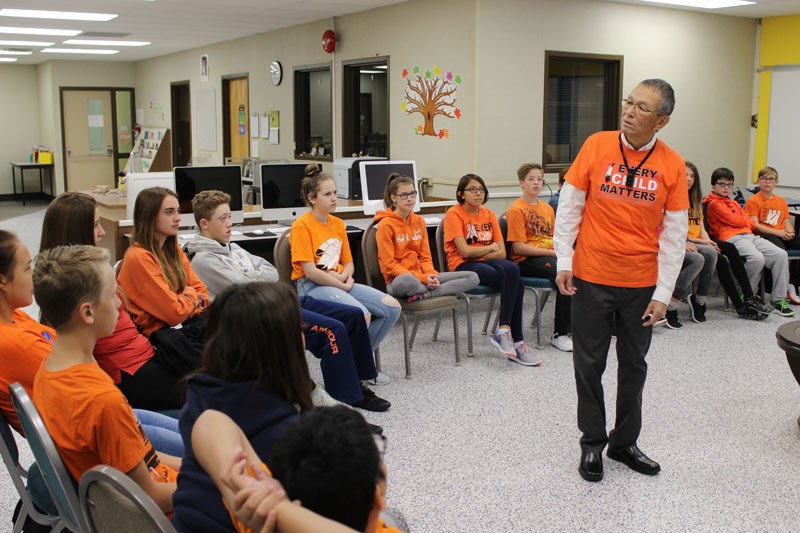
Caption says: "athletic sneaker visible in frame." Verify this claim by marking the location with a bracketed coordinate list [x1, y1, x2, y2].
[736, 305, 768, 321]
[351, 384, 391, 412]
[788, 286, 800, 305]
[311, 385, 346, 408]
[362, 372, 391, 386]
[745, 296, 773, 316]
[688, 294, 707, 323]
[772, 299, 796, 317]
[664, 308, 683, 329]
[550, 333, 573, 352]
[490, 328, 516, 357]
[406, 291, 430, 303]
[509, 342, 542, 366]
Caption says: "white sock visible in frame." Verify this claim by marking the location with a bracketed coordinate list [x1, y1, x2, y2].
[496, 327, 510, 336]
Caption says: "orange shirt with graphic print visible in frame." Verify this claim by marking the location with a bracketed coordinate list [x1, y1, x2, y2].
[566, 130, 688, 288]
[506, 197, 555, 264]
[443, 203, 502, 271]
[33, 361, 177, 483]
[687, 207, 702, 240]
[745, 192, 789, 231]
[290, 212, 353, 281]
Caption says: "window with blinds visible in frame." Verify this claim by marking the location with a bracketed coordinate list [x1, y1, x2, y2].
[543, 52, 622, 171]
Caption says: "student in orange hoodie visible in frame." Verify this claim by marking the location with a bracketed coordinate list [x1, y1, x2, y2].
[373, 173, 478, 302]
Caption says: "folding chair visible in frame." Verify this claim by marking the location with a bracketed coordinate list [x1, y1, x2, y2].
[273, 229, 294, 285]
[362, 221, 460, 378]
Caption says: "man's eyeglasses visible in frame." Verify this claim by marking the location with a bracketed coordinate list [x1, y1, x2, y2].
[622, 99, 660, 116]
[715, 181, 734, 189]
[393, 191, 418, 200]
[759, 177, 777, 183]
[464, 187, 486, 194]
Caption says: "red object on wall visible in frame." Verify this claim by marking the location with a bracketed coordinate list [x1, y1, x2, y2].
[322, 30, 336, 53]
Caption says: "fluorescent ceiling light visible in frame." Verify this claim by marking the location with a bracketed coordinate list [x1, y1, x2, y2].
[0, 26, 81, 37]
[641, 0, 755, 8]
[0, 39, 54, 46]
[0, 57, 17, 62]
[375, 65, 388, 69]
[360, 70, 385, 74]
[63, 39, 150, 47]
[0, 9, 117, 22]
[42, 48, 119, 55]
[0, 49, 31, 55]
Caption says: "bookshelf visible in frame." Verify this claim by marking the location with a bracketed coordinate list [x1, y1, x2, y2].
[130, 127, 172, 172]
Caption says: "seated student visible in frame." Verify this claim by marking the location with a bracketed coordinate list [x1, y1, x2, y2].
[172, 281, 318, 532]
[548, 166, 568, 214]
[373, 173, 478, 301]
[193, 407, 403, 533]
[0, 230, 54, 433]
[290, 165, 401, 383]
[506, 163, 572, 351]
[185, 190, 389, 412]
[117, 187, 208, 375]
[745, 166, 800, 303]
[39, 191, 184, 410]
[444, 174, 539, 365]
[704, 167, 794, 317]
[32, 245, 179, 514]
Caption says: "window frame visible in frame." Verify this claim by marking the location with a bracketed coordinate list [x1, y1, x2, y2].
[293, 62, 333, 162]
[342, 56, 390, 159]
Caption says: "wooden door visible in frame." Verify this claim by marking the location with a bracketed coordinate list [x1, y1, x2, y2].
[62, 90, 115, 191]
[227, 77, 249, 159]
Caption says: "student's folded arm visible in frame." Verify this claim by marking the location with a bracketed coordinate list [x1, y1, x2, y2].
[452, 236, 490, 259]
[301, 261, 347, 288]
[131, 269, 198, 327]
[708, 202, 751, 228]
[511, 241, 554, 257]
[376, 225, 410, 281]
[191, 254, 242, 296]
[485, 240, 506, 260]
[553, 183, 586, 272]
[247, 254, 280, 283]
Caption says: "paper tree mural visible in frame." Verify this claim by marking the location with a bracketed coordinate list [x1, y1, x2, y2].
[401, 65, 462, 139]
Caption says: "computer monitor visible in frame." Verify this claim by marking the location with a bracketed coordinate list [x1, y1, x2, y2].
[260, 163, 312, 225]
[125, 172, 175, 222]
[358, 160, 419, 216]
[174, 165, 244, 227]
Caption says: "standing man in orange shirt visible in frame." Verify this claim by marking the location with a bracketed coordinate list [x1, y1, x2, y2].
[553, 79, 688, 482]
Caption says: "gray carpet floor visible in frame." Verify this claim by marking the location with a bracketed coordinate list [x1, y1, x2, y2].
[1, 204, 799, 532]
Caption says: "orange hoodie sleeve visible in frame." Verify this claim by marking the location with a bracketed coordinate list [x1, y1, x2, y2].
[180, 247, 210, 309]
[376, 221, 415, 283]
[708, 198, 755, 231]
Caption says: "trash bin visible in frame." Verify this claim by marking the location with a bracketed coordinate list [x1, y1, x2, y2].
[775, 321, 800, 429]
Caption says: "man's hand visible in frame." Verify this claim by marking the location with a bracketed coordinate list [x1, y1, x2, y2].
[556, 270, 576, 296]
[642, 300, 667, 327]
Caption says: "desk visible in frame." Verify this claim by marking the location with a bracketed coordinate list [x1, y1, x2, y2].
[11, 162, 55, 205]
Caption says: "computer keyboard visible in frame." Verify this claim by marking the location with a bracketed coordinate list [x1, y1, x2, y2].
[422, 215, 442, 225]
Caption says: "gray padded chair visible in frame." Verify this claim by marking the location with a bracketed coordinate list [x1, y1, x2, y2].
[80, 464, 175, 533]
[273, 229, 294, 284]
[362, 221, 460, 378]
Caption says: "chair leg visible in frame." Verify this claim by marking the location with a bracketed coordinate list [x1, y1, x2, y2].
[483, 295, 497, 335]
[452, 306, 461, 366]
[402, 313, 412, 379]
[533, 290, 543, 348]
[464, 295, 474, 356]
[374, 347, 382, 373]
[409, 315, 420, 350]
[432, 313, 442, 341]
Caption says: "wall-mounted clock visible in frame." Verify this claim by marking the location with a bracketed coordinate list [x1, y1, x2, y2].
[270, 61, 283, 86]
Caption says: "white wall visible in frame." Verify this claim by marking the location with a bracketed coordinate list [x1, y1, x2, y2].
[0, 65, 40, 196]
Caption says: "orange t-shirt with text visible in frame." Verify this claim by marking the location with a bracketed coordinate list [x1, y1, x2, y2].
[505, 197, 555, 263]
[33, 361, 177, 483]
[290, 212, 353, 281]
[443, 204, 502, 271]
[745, 192, 789, 231]
[566, 130, 688, 288]
[687, 207, 702, 240]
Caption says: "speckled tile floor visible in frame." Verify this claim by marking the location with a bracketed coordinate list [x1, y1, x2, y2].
[2, 207, 799, 532]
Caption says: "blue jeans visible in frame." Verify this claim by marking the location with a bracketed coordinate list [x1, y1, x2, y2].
[134, 409, 184, 457]
[296, 278, 401, 350]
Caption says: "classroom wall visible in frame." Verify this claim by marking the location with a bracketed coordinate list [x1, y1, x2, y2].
[0, 65, 40, 196]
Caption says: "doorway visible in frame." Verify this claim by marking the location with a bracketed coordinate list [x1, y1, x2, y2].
[222, 75, 250, 160]
[60, 88, 135, 191]
[342, 58, 388, 157]
[171, 82, 192, 167]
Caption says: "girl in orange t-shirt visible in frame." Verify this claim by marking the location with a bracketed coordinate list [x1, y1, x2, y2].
[290, 166, 400, 367]
[443, 174, 539, 366]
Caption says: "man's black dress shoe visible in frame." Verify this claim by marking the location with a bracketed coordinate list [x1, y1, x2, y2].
[579, 450, 603, 482]
[607, 445, 661, 475]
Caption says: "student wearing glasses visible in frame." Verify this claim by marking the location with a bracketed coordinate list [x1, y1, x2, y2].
[443, 174, 540, 366]
[373, 173, 478, 302]
[745, 166, 800, 303]
[704, 167, 795, 316]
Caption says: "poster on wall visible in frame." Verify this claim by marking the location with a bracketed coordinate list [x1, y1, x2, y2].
[200, 54, 209, 83]
[401, 64, 462, 140]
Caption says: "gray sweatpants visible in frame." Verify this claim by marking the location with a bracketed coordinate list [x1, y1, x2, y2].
[386, 271, 479, 298]
[727, 233, 789, 300]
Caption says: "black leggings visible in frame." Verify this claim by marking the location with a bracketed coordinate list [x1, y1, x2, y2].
[457, 259, 524, 342]
[715, 239, 754, 301]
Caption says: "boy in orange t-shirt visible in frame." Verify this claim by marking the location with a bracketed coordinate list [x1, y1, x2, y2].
[745, 166, 800, 300]
[506, 163, 572, 352]
[32, 245, 179, 514]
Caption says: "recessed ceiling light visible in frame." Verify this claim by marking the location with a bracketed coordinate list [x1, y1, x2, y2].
[0, 9, 117, 22]
[0, 49, 31, 55]
[0, 39, 54, 46]
[0, 26, 81, 37]
[63, 39, 150, 47]
[641, 0, 755, 8]
[0, 57, 17, 62]
[42, 48, 119, 55]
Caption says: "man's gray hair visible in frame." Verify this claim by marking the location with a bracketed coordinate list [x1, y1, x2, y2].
[641, 78, 675, 116]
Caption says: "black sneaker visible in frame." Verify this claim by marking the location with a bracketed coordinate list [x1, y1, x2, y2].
[351, 385, 391, 412]
[688, 294, 707, 323]
[736, 304, 768, 321]
[744, 296, 773, 316]
[664, 308, 682, 329]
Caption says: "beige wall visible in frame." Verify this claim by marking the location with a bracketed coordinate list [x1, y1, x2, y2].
[0, 65, 40, 196]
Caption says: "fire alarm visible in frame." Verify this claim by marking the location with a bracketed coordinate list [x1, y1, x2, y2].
[322, 30, 336, 53]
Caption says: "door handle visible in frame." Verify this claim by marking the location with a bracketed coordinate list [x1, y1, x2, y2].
[67, 148, 72, 157]
[106, 145, 113, 157]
